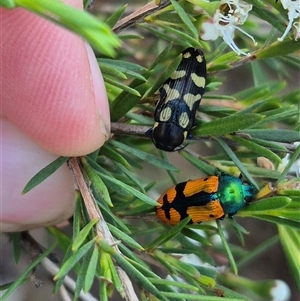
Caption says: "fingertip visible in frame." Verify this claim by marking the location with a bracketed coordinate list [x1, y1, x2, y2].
[1, 5, 111, 156]
[1, 118, 75, 232]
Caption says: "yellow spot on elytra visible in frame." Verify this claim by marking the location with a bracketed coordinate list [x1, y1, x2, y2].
[196, 54, 203, 63]
[163, 84, 180, 102]
[183, 52, 191, 59]
[191, 73, 205, 88]
[179, 112, 189, 128]
[160, 107, 172, 121]
[183, 93, 201, 110]
[170, 70, 186, 80]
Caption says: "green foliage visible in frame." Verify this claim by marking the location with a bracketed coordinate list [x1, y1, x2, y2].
[278, 226, 300, 291]
[2, 0, 120, 56]
[193, 113, 263, 136]
[22, 156, 69, 194]
[2, 0, 300, 300]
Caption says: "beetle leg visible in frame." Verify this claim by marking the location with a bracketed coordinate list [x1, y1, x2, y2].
[186, 133, 194, 140]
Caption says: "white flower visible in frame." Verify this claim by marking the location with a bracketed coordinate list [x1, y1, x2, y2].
[292, 20, 300, 40]
[278, 0, 300, 41]
[279, 142, 300, 176]
[270, 280, 291, 301]
[201, 0, 257, 55]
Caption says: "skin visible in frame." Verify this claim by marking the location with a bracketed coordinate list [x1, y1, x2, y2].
[1, 0, 110, 231]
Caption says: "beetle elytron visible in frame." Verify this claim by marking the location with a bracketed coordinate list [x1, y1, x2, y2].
[147, 48, 207, 151]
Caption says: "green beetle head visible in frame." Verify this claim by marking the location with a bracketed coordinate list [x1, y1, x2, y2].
[217, 174, 257, 217]
[241, 181, 256, 204]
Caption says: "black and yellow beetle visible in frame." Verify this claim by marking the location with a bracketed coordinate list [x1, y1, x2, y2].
[146, 47, 207, 151]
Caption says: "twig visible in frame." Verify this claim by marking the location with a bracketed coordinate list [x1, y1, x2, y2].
[111, 122, 297, 153]
[90, 3, 147, 14]
[30, 272, 43, 288]
[16, 231, 60, 288]
[229, 53, 257, 69]
[208, 53, 257, 76]
[20, 231, 59, 264]
[111, 122, 150, 137]
[113, 0, 171, 33]
[42, 258, 98, 301]
[119, 215, 157, 222]
[58, 286, 72, 301]
[67, 157, 139, 301]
